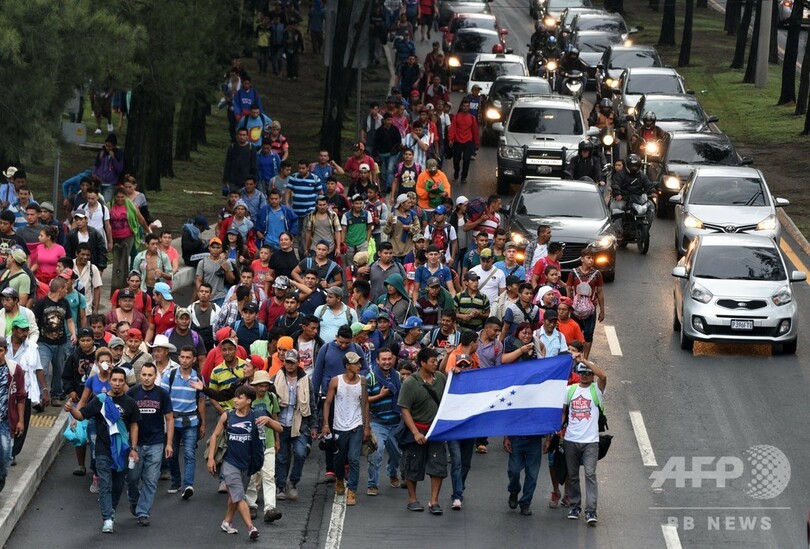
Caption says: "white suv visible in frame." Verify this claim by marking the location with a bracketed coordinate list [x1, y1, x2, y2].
[466, 53, 529, 95]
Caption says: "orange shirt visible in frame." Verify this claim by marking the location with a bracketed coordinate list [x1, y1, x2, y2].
[415, 170, 451, 209]
[557, 318, 584, 345]
[443, 346, 480, 373]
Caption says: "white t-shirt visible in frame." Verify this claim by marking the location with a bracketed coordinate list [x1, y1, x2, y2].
[564, 384, 604, 444]
[298, 338, 316, 376]
[469, 264, 506, 305]
[84, 203, 110, 246]
[529, 243, 548, 273]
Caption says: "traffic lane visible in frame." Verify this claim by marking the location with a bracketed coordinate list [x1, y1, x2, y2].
[6, 409, 327, 548]
[604, 216, 810, 547]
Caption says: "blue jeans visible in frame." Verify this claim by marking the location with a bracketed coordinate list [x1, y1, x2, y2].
[378, 152, 400, 194]
[96, 454, 126, 521]
[169, 425, 198, 489]
[367, 421, 401, 489]
[0, 421, 11, 485]
[127, 443, 164, 518]
[448, 438, 475, 501]
[507, 435, 544, 508]
[39, 341, 70, 397]
[276, 427, 310, 490]
[334, 426, 363, 492]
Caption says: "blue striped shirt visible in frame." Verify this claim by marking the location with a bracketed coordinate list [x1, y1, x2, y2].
[162, 368, 201, 428]
[367, 370, 401, 425]
[287, 173, 323, 217]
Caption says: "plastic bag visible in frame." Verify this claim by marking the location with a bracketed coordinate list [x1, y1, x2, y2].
[64, 419, 88, 447]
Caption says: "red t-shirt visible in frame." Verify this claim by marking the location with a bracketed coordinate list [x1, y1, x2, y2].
[152, 302, 177, 337]
[532, 256, 561, 285]
[250, 259, 272, 288]
[258, 297, 286, 327]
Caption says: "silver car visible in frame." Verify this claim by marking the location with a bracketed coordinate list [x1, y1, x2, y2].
[672, 234, 805, 354]
[671, 166, 789, 257]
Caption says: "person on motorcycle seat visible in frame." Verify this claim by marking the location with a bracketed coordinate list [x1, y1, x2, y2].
[541, 35, 562, 62]
[530, 21, 551, 52]
[631, 111, 667, 154]
[588, 97, 615, 130]
[610, 154, 657, 230]
[559, 46, 586, 74]
[565, 140, 605, 186]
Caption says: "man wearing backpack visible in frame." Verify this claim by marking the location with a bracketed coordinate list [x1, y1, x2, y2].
[291, 241, 342, 289]
[565, 249, 604, 360]
[314, 287, 358, 344]
[423, 205, 457, 266]
[412, 245, 454, 301]
[560, 353, 607, 526]
[233, 302, 267, 351]
[421, 310, 460, 363]
[303, 198, 342, 257]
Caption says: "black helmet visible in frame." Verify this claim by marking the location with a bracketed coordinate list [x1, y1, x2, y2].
[627, 154, 642, 172]
[567, 46, 579, 59]
[578, 140, 594, 153]
[546, 36, 557, 48]
[599, 98, 612, 109]
[642, 111, 657, 127]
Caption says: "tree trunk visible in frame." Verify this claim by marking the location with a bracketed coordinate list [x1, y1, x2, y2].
[778, 0, 804, 105]
[731, 0, 754, 69]
[649, 0, 660, 11]
[696, 0, 707, 7]
[160, 104, 175, 178]
[769, 0, 780, 63]
[193, 90, 209, 147]
[743, 0, 762, 83]
[726, 0, 741, 35]
[175, 93, 195, 161]
[795, 29, 810, 115]
[679, 0, 695, 66]
[124, 85, 174, 191]
[659, 0, 678, 46]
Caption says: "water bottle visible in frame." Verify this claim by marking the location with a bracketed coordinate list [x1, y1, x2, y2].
[128, 457, 135, 470]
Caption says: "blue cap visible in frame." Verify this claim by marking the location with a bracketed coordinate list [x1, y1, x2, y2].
[154, 282, 173, 301]
[434, 205, 447, 215]
[193, 214, 210, 230]
[400, 316, 423, 330]
[361, 309, 377, 323]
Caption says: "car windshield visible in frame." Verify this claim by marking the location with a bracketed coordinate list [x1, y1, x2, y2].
[490, 80, 552, 100]
[550, 0, 593, 8]
[575, 17, 626, 34]
[626, 74, 682, 94]
[452, 33, 501, 53]
[641, 99, 703, 122]
[508, 107, 584, 135]
[609, 51, 661, 69]
[693, 245, 786, 281]
[450, 18, 498, 33]
[472, 62, 526, 81]
[688, 177, 768, 206]
[516, 186, 605, 218]
[575, 33, 623, 52]
[668, 140, 738, 165]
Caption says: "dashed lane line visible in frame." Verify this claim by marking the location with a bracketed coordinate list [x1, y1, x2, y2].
[324, 494, 346, 549]
[661, 524, 683, 549]
[604, 325, 623, 356]
[629, 410, 658, 467]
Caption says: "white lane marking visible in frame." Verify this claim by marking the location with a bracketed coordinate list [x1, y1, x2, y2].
[629, 411, 658, 467]
[604, 325, 623, 356]
[661, 524, 683, 549]
[324, 494, 346, 549]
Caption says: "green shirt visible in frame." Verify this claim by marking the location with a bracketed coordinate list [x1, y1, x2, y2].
[252, 392, 280, 448]
[397, 371, 447, 424]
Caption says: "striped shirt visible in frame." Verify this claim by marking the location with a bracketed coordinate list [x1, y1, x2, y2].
[209, 360, 246, 410]
[162, 368, 202, 428]
[367, 369, 401, 425]
[287, 173, 323, 217]
[454, 290, 490, 332]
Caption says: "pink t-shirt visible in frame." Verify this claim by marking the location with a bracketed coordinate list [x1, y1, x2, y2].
[35, 243, 66, 283]
[110, 203, 133, 240]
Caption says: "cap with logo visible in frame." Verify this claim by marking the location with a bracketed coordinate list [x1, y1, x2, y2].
[479, 248, 493, 259]
[344, 352, 361, 364]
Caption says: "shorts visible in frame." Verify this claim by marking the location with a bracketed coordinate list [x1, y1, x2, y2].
[401, 440, 448, 482]
[221, 460, 250, 503]
[575, 313, 597, 343]
[420, 14, 434, 26]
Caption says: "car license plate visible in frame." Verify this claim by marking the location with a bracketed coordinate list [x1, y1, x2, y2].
[730, 319, 754, 330]
[534, 166, 552, 174]
[526, 158, 563, 166]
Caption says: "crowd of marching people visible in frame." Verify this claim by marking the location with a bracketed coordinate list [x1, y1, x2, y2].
[0, 1, 609, 541]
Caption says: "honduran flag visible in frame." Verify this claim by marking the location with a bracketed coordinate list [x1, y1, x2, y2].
[426, 355, 572, 441]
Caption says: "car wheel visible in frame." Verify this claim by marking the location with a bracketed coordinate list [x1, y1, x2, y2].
[679, 324, 694, 351]
[657, 201, 668, 219]
[675, 233, 684, 259]
[672, 303, 681, 332]
[603, 269, 615, 282]
[778, 338, 798, 355]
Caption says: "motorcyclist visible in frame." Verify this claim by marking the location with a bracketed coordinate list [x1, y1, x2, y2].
[536, 35, 562, 78]
[565, 140, 605, 187]
[529, 20, 551, 61]
[630, 111, 667, 155]
[610, 154, 657, 234]
[557, 45, 587, 93]
[588, 98, 619, 162]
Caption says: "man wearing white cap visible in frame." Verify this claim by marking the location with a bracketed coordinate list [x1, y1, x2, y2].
[450, 196, 470, 267]
[0, 167, 17, 210]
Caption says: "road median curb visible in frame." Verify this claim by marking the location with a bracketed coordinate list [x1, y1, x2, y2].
[778, 209, 810, 256]
[0, 412, 68, 547]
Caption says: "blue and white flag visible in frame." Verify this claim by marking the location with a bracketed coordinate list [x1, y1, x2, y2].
[426, 355, 572, 441]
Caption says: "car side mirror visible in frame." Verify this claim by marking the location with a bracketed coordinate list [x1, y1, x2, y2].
[791, 270, 807, 282]
[707, 115, 719, 123]
[628, 27, 640, 34]
[492, 122, 505, 132]
[775, 197, 790, 207]
[586, 127, 600, 137]
[741, 156, 754, 165]
[686, 89, 695, 95]
[500, 204, 511, 215]
[669, 195, 682, 205]
[672, 266, 687, 278]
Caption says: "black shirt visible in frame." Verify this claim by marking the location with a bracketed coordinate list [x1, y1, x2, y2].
[274, 313, 305, 338]
[32, 296, 72, 345]
[80, 393, 140, 457]
[268, 249, 300, 279]
[127, 385, 173, 446]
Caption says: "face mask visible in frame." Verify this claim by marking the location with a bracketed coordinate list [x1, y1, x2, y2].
[100, 361, 110, 372]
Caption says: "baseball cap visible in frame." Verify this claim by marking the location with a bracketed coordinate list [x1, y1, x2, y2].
[176, 307, 191, 318]
[273, 275, 290, 289]
[395, 194, 409, 207]
[413, 234, 426, 243]
[479, 248, 493, 259]
[154, 282, 173, 301]
[10, 249, 26, 265]
[426, 276, 441, 287]
[426, 158, 438, 171]
[284, 349, 299, 362]
[410, 89, 420, 97]
[209, 237, 222, 246]
[59, 268, 77, 280]
[353, 251, 369, 266]
[378, 309, 391, 321]
[249, 354, 266, 371]
[558, 296, 574, 307]
[278, 336, 294, 351]
[543, 309, 558, 321]
[359, 163, 370, 172]
[10, 317, 30, 329]
[220, 337, 238, 348]
[505, 241, 517, 251]
[127, 328, 143, 340]
[434, 205, 447, 215]
[118, 289, 135, 299]
[72, 209, 88, 219]
[456, 354, 473, 367]
[456, 196, 469, 206]
[351, 193, 364, 202]
[194, 214, 210, 230]
[1, 287, 18, 299]
[575, 362, 594, 375]
[344, 352, 361, 364]
[505, 275, 522, 286]
[352, 142, 364, 150]
[351, 322, 374, 336]
[242, 302, 259, 313]
[464, 271, 480, 281]
[360, 309, 377, 323]
[400, 316, 423, 330]
[108, 336, 125, 349]
[77, 328, 94, 339]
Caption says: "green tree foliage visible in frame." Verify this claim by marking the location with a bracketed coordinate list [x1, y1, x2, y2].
[0, 0, 136, 166]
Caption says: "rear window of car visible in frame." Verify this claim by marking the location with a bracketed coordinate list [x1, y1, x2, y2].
[609, 50, 661, 69]
[693, 245, 786, 281]
[450, 18, 498, 33]
[453, 33, 501, 53]
[574, 17, 627, 34]
[472, 62, 526, 81]
[625, 74, 682, 94]
[490, 80, 552, 100]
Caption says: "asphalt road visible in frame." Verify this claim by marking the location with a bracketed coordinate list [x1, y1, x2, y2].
[8, 2, 810, 547]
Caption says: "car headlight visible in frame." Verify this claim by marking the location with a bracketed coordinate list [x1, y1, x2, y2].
[689, 282, 713, 304]
[624, 39, 633, 47]
[546, 60, 558, 71]
[448, 57, 461, 68]
[602, 134, 615, 146]
[510, 232, 525, 245]
[606, 78, 619, 89]
[485, 107, 501, 120]
[756, 215, 777, 231]
[772, 285, 793, 306]
[683, 213, 703, 229]
[664, 175, 681, 190]
[544, 16, 556, 27]
[492, 99, 502, 109]
[626, 106, 635, 115]
[591, 235, 616, 249]
[499, 145, 524, 160]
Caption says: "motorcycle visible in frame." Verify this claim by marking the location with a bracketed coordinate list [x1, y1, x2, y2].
[561, 70, 585, 100]
[637, 138, 664, 181]
[599, 126, 618, 165]
[535, 56, 559, 89]
[613, 192, 654, 254]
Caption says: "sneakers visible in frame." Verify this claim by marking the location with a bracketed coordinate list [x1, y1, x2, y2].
[366, 487, 378, 496]
[220, 521, 238, 534]
[73, 466, 87, 477]
[182, 486, 194, 500]
[407, 501, 425, 512]
[249, 506, 258, 520]
[90, 475, 99, 494]
[560, 494, 571, 507]
[137, 516, 150, 526]
[106, 123, 114, 132]
[548, 491, 560, 508]
[287, 486, 298, 501]
[389, 476, 400, 488]
[264, 508, 282, 523]
[94, 128, 103, 135]
[451, 498, 462, 510]
[520, 505, 532, 516]
[101, 519, 114, 533]
[277, 488, 287, 501]
[323, 472, 337, 483]
[568, 507, 581, 520]
[508, 492, 518, 510]
[168, 486, 181, 494]
[335, 479, 346, 495]
[585, 511, 598, 525]
[218, 480, 227, 494]
[346, 490, 356, 506]
[249, 526, 259, 541]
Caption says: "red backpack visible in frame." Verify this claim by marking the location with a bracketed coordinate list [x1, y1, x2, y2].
[466, 197, 487, 223]
[427, 223, 451, 254]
